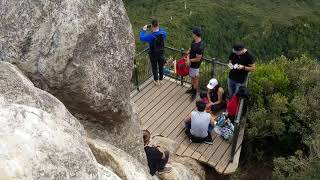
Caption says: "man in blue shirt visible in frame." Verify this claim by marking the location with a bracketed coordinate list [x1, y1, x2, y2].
[140, 19, 168, 86]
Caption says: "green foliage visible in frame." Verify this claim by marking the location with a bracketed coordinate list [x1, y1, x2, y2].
[124, 0, 320, 61]
[245, 56, 320, 178]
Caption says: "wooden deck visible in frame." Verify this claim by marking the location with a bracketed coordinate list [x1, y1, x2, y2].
[131, 77, 244, 174]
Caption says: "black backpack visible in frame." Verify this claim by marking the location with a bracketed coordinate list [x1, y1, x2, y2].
[151, 33, 164, 54]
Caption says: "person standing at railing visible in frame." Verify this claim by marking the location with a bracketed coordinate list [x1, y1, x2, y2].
[227, 43, 256, 97]
[185, 27, 205, 100]
[140, 19, 168, 86]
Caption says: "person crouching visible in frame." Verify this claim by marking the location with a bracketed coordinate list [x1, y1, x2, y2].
[184, 101, 216, 145]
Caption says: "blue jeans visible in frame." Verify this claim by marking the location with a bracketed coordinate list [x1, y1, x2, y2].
[228, 78, 245, 97]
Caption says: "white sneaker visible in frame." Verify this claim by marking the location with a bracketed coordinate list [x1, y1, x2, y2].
[154, 80, 159, 86]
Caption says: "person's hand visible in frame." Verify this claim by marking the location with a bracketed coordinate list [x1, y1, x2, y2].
[237, 64, 245, 70]
[228, 63, 233, 69]
[143, 25, 148, 31]
[185, 59, 190, 66]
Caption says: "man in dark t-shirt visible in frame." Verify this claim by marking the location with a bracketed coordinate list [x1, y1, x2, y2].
[228, 43, 256, 97]
[185, 27, 205, 100]
[143, 130, 172, 175]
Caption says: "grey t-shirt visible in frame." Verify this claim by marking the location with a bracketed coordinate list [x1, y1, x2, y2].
[190, 111, 211, 138]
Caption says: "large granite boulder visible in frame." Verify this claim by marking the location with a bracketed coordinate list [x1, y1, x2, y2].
[87, 139, 156, 180]
[0, 0, 145, 163]
[0, 62, 120, 179]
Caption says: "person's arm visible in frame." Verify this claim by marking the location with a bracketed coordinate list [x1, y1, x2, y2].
[243, 63, 256, 72]
[184, 113, 192, 123]
[140, 25, 152, 42]
[207, 89, 212, 104]
[189, 54, 202, 62]
[210, 115, 217, 125]
[212, 88, 224, 105]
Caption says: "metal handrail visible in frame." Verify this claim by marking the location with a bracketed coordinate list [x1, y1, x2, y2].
[230, 75, 250, 162]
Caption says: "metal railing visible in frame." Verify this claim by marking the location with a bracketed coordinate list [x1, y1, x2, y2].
[230, 75, 249, 162]
[132, 46, 248, 162]
[132, 46, 229, 91]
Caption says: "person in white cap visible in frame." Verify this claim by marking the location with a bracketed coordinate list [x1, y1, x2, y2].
[206, 78, 226, 111]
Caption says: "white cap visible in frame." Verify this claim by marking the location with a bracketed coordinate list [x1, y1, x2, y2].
[207, 78, 218, 90]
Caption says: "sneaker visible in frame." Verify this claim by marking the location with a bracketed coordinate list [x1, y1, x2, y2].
[158, 166, 172, 174]
[154, 80, 159, 86]
[159, 80, 164, 85]
[189, 139, 193, 143]
[204, 141, 213, 145]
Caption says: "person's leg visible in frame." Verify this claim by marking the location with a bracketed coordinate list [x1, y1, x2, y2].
[228, 78, 236, 97]
[186, 68, 196, 93]
[234, 83, 245, 95]
[158, 54, 165, 81]
[149, 54, 158, 81]
[158, 151, 170, 170]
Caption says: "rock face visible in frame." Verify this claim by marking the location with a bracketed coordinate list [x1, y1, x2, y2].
[87, 139, 156, 180]
[0, 62, 121, 180]
[0, 0, 146, 163]
[150, 136, 206, 180]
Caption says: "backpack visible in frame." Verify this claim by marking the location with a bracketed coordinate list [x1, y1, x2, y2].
[220, 120, 234, 140]
[226, 95, 239, 117]
[176, 53, 189, 77]
[151, 33, 164, 54]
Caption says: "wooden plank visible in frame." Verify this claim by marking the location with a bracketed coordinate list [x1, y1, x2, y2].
[149, 92, 191, 135]
[191, 134, 218, 159]
[223, 146, 242, 174]
[164, 104, 196, 138]
[208, 140, 231, 167]
[215, 127, 245, 173]
[139, 82, 179, 122]
[140, 83, 182, 123]
[182, 142, 201, 157]
[136, 80, 172, 108]
[199, 135, 223, 162]
[131, 77, 154, 99]
[144, 87, 187, 131]
[176, 137, 190, 155]
[132, 78, 154, 102]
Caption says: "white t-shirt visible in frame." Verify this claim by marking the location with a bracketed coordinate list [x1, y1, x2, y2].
[190, 111, 211, 138]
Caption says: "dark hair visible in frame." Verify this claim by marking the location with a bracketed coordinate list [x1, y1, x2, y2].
[192, 27, 202, 37]
[233, 42, 245, 51]
[196, 101, 206, 112]
[151, 19, 159, 27]
[143, 130, 151, 146]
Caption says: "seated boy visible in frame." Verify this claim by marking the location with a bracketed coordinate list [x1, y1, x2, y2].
[184, 101, 217, 144]
[143, 130, 172, 175]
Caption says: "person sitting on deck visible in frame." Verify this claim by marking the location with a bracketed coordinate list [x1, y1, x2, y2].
[201, 78, 227, 112]
[184, 101, 216, 145]
[143, 130, 172, 175]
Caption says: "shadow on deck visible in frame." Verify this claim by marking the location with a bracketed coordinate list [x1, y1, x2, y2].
[131, 77, 244, 174]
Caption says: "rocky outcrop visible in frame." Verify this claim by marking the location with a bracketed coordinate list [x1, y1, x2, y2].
[87, 139, 155, 180]
[150, 136, 206, 180]
[0, 0, 145, 163]
[0, 62, 121, 179]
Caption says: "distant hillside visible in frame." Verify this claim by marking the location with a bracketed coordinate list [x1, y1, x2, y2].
[124, 0, 320, 61]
